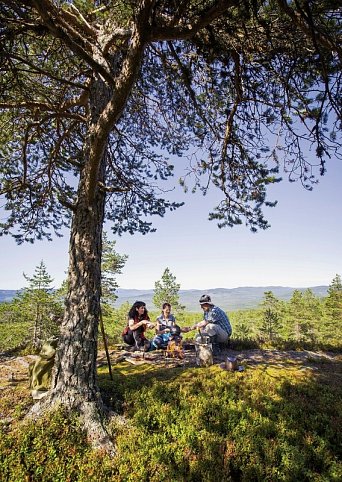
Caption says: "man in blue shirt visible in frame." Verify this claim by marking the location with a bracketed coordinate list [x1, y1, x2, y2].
[191, 294, 232, 344]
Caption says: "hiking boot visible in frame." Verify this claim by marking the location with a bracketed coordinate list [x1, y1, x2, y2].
[128, 346, 138, 352]
[143, 340, 151, 352]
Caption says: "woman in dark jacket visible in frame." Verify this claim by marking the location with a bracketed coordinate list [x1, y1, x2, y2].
[122, 301, 155, 351]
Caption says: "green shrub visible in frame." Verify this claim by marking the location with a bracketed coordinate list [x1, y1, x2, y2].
[108, 364, 342, 481]
[1, 361, 341, 481]
[1, 301, 342, 481]
[0, 321, 31, 353]
[0, 409, 118, 482]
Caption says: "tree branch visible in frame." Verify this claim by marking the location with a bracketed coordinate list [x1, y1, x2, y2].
[1, 52, 87, 90]
[0, 103, 86, 122]
[98, 181, 132, 193]
[86, 0, 155, 204]
[68, 3, 97, 38]
[31, 0, 115, 85]
[167, 41, 217, 138]
[276, 0, 342, 60]
[149, 0, 240, 41]
[221, 50, 242, 162]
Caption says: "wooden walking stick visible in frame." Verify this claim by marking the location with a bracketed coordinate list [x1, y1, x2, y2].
[99, 305, 113, 380]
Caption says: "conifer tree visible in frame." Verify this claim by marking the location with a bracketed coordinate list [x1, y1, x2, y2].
[234, 317, 251, 339]
[0, 1, 341, 448]
[153, 268, 185, 315]
[259, 291, 283, 342]
[324, 274, 342, 340]
[287, 289, 321, 344]
[101, 232, 128, 307]
[55, 232, 127, 307]
[19, 261, 61, 348]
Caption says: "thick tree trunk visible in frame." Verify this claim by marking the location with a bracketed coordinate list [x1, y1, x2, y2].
[29, 79, 115, 451]
[51, 169, 105, 405]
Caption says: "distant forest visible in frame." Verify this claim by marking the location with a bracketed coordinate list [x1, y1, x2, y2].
[1, 275, 341, 353]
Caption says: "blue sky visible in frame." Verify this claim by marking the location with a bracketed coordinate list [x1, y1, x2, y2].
[1, 156, 341, 291]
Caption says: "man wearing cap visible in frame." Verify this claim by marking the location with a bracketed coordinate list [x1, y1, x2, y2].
[190, 294, 232, 345]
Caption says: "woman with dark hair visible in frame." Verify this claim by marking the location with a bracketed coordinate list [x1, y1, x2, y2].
[122, 301, 155, 351]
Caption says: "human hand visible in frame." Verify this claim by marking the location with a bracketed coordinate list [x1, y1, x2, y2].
[181, 326, 191, 333]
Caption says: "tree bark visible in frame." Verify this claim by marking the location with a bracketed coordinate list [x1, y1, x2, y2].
[26, 5, 149, 445]
[29, 78, 115, 452]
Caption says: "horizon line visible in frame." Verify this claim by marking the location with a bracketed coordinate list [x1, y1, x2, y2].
[0, 283, 330, 291]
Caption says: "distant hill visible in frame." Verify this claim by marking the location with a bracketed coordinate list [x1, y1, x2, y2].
[0, 290, 20, 303]
[114, 286, 328, 311]
[0, 286, 328, 311]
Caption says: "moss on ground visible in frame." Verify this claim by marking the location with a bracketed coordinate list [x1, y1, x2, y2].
[0, 350, 341, 481]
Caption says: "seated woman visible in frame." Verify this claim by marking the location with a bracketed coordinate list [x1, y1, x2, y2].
[151, 302, 186, 350]
[122, 301, 155, 351]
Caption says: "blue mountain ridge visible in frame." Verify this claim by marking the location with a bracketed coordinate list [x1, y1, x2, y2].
[114, 286, 328, 311]
[0, 286, 328, 312]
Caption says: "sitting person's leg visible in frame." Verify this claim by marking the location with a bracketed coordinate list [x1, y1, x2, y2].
[132, 328, 151, 351]
[123, 330, 135, 346]
[133, 329, 143, 348]
[204, 323, 229, 344]
[151, 333, 169, 350]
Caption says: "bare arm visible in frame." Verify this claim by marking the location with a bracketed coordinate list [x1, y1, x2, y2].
[128, 318, 149, 331]
[190, 320, 207, 330]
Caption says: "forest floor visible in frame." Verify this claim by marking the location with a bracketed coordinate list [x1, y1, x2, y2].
[1, 347, 341, 481]
[0, 345, 341, 426]
[1, 345, 341, 390]
[97, 344, 342, 379]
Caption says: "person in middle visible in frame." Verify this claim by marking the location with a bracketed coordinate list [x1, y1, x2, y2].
[151, 302, 184, 350]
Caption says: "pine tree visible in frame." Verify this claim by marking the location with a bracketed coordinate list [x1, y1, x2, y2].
[56, 233, 127, 309]
[101, 232, 128, 306]
[19, 261, 61, 348]
[1, 1, 340, 448]
[231, 310, 258, 340]
[324, 274, 342, 341]
[153, 268, 185, 316]
[259, 291, 283, 342]
[287, 289, 321, 344]
[234, 319, 251, 339]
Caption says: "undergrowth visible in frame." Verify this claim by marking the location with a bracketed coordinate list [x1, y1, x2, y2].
[0, 321, 31, 353]
[1, 356, 341, 481]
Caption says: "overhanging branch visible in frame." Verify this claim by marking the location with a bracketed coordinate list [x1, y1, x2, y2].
[276, 0, 342, 60]
[149, 0, 240, 41]
[86, 0, 155, 205]
[31, 0, 115, 85]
